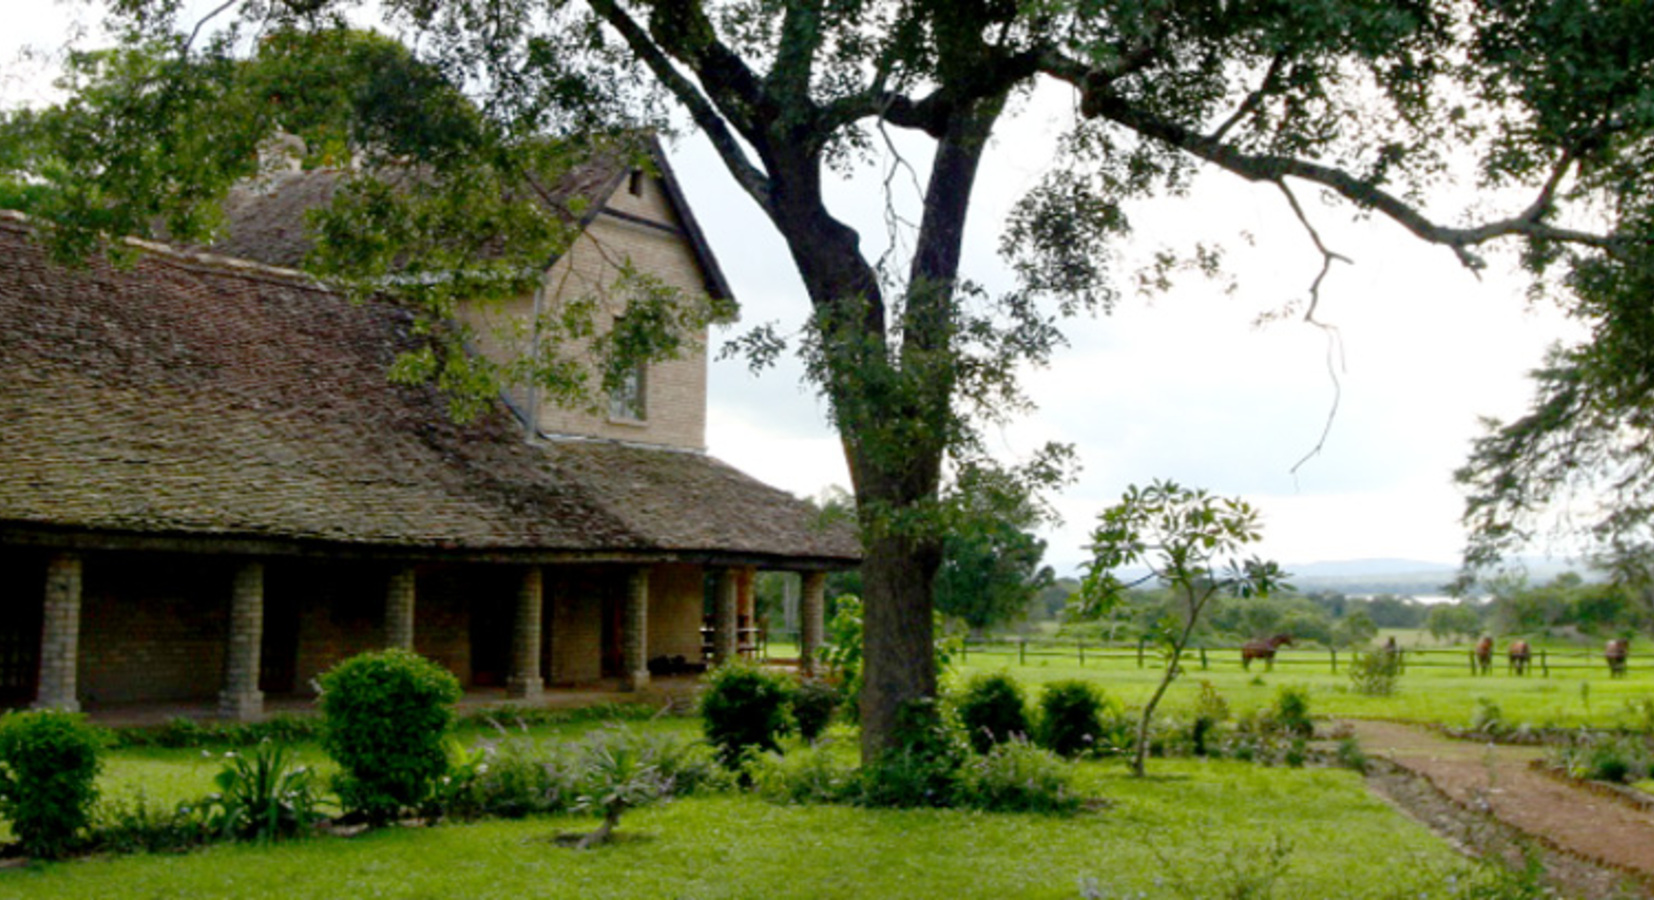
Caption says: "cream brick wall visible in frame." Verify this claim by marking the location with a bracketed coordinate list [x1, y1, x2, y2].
[460, 170, 713, 450]
[548, 567, 605, 684]
[647, 563, 705, 662]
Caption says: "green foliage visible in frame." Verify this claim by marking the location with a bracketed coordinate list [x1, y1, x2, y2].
[933, 465, 1055, 633]
[700, 661, 795, 769]
[860, 699, 968, 809]
[1080, 480, 1285, 776]
[1425, 603, 1483, 642]
[108, 714, 322, 750]
[440, 733, 574, 821]
[1551, 732, 1653, 785]
[789, 677, 842, 744]
[204, 741, 324, 842]
[316, 649, 462, 826]
[1470, 697, 1508, 737]
[957, 739, 1080, 815]
[1036, 680, 1112, 759]
[91, 793, 214, 855]
[955, 671, 1031, 755]
[1271, 687, 1314, 739]
[0, 709, 103, 858]
[571, 727, 673, 849]
[1348, 650, 1401, 697]
[745, 742, 862, 806]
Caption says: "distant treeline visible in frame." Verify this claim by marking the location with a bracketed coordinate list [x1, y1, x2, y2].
[1025, 572, 1648, 647]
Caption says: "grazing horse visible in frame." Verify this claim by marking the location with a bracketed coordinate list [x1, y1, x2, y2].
[1473, 636, 1493, 676]
[1606, 638, 1631, 678]
[1241, 634, 1294, 672]
[1508, 640, 1532, 676]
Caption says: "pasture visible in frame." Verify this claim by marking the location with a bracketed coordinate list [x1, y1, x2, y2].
[946, 635, 1654, 730]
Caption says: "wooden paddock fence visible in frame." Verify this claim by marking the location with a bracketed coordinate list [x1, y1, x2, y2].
[955, 639, 1640, 678]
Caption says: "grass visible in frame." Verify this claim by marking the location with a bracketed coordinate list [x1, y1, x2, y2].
[2, 753, 1470, 899]
[950, 640, 1654, 730]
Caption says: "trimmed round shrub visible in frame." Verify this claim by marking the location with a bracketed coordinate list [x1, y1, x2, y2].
[317, 649, 462, 825]
[700, 661, 794, 768]
[955, 671, 1030, 755]
[1272, 686, 1314, 738]
[0, 709, 103, 858]
[1036, 680, 1107, 758]
[790, 678, 842, 743]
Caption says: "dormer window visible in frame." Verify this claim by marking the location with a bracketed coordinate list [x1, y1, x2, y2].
[627, 168, 645, 197]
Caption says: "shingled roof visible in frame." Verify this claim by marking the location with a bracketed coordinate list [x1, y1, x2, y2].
[206, 136, 734, 301]
[0, 214, 855, 566]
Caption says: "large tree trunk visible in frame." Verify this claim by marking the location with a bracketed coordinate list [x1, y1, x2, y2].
[856, 494, 945, 764]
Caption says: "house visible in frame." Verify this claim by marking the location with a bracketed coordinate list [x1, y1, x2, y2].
[0, 143, 857, 720]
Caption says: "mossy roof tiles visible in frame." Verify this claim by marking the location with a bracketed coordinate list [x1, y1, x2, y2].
[0, 216, 856, 564]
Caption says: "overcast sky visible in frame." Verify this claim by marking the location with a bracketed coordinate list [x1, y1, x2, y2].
[4, 4, 1585, 576]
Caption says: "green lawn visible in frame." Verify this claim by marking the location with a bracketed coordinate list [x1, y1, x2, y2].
[3, 752, 1470, 899]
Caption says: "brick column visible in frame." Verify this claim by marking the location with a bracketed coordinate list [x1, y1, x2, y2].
[507, 567, 544, 701]
[622, 567, 650, 691]
[800, 571, 826, 678]
[34, 553, 83, 712]
[385, 566, 416, 651]
[219, 561, 264, 721]
[713, 567, 738, 665]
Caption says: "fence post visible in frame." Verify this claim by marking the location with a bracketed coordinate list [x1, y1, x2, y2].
[1541, 649, 1549, 677]
[1468, 650, 1475, 675]
[1199, 646, 1208, 670]
[1137, 638, 1146, 669]
[1019, 639, 1026, 666]
[1330, 648, 1337, 673]
[961, 641, 967, 664]
[1078, 640, 1085, 667]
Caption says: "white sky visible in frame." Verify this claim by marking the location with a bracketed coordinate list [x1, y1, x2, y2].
[2, 3, 1586, 575]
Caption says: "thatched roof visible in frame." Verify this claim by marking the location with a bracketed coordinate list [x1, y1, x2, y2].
[0, 215, 855, 566]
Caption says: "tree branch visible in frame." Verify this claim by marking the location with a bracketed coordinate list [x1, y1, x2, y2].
[1080, 92, 1623, 266]
[586, 0, 773, 210]
[1210, 52, 1287, 144]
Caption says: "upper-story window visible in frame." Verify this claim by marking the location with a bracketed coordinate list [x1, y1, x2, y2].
[627, 168, 645, 197]
[608, 354, 647, 422]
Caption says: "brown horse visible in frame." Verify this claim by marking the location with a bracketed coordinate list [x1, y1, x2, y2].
[1607, 638, 1631, 678]
[1473, 636, 1493, 676]
[1241, 634, 1293, 672]
[1508, 640, 1531, 676]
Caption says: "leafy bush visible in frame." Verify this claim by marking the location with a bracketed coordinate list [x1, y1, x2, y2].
[440, 734, 575, 821]
[746, 742, 861, 805]
[109, 714, 322, 750]
[1470, 697, 1507, 737]
[206, 740, 324, 842]
[1272, 686, 1314, 738]
[958, 738, 1079, 814]
[1552, 732, 1653, 784]
[1335, 737, 1369, 773]
[1348, 649, 1400, 696]
[860, 698, 967, 808]
[1036, 680, 1110, 758]
[317, 649, 462, 825]
[700, 661, 794, 768]
[0, 709, 103, 858]
[92, 793, 213, 855]
[1191, 680, 1231, 757]
[955, 671, 1031, 755]
[790, 677, 842, 743]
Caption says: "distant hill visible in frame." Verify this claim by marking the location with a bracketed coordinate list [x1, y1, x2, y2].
[1101, 556, 1597, 599]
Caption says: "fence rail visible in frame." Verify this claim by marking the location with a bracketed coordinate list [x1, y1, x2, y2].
[955, 639, 1638, 678]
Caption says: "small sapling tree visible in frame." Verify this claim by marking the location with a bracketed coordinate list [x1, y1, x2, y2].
[1079, 480, 1286, 777]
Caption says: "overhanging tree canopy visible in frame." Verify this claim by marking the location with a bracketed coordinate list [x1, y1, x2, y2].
[4, 0, 1650, 760]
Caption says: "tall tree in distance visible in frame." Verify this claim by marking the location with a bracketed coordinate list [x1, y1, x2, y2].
[4, 0, 1651, 760]
[933, 465, 1056, 636]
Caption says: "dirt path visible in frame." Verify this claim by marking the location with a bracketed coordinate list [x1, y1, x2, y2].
[1349, 720, 1654, 897]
